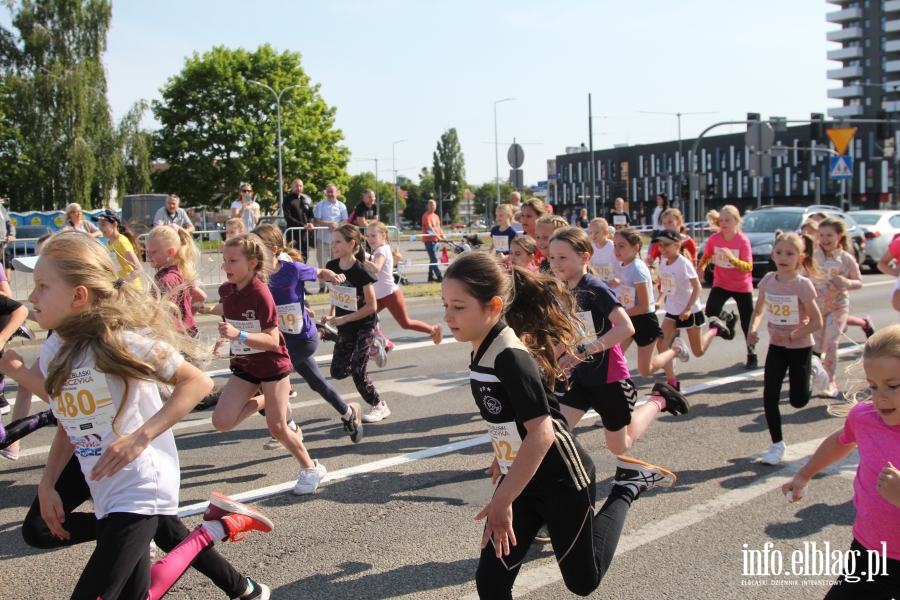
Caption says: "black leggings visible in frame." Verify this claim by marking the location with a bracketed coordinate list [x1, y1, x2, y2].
[704, 286, 754, 340]
[763, 345, 812, 444]
[22, 455, 246, 599]
[475, 474, 634, 599]
[0, 409, 56, 450]
[823, 538, 900, 599]
[331, 328, 380, 407]
[286, 334, 349, 416]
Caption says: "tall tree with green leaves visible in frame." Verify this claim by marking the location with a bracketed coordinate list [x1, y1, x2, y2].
[0, 0, 119, 210]
[432, 128, 465, 222]
[344, 172, 402, 223]
[152, 44, 350, 209]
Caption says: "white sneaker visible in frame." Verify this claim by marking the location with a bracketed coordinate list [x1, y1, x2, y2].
[671, 337, 690, 363]
[0, 405, 8, 415]
[361, 403, 391, 423]
[760, 441, 786, 465]
[810, 355, 829, 396]
[293, 460, 327, 495]
[288, 386, 297, 399]
[0, 446, 18, 461]
[263, 419, 301, 450]
[372, 337, 387, 368]
[822, 383, 842, 399]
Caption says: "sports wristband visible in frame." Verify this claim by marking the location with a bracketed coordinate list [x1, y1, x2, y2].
[238, 330, 248, 343]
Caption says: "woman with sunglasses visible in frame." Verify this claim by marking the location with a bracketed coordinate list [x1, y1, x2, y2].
[231, 184, 261, 231]
[63, 203, 102, 239]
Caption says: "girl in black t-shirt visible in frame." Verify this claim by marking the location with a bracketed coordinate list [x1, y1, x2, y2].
[442, 252, 676, 600]
[322, 225, 388, 424]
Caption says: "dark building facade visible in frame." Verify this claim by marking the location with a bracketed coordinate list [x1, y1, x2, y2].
[550, 120, 894, 225]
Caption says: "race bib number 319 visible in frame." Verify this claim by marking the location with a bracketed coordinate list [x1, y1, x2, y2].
[52, 367, 116, 437]
[276, 303, 305, 335]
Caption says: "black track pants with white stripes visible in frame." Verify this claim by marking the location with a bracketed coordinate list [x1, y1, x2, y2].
[475, 472, 635, 599]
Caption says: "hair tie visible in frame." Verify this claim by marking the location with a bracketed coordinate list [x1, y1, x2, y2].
[113, 278, 124, 290]
[169, 223, 179, 231]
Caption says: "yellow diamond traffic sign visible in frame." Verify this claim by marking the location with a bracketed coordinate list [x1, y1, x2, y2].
[826, 127, 858, 156]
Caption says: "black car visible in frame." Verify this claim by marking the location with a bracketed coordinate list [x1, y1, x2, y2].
[6, 225, 54, 268]
[698, 205, 865, 285]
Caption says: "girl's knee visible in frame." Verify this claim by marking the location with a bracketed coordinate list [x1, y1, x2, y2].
[211, 413, 234, 433]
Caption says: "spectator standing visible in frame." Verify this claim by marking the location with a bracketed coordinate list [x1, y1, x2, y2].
[63, 203, 102, 238]
[153, 194, 195, 232]
[351, 189, 379, 227]
[283, 179, 315, 261]
[421, 199, 447, 282]
[313, 184, 349, 292]
[230, 183, 260, 231]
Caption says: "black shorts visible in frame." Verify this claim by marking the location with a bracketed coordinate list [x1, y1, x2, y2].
[230, 367, 290, 385]
[630, 312, 663, 347]
[560, 378, 637, 432]
[664, 311, 706, 329]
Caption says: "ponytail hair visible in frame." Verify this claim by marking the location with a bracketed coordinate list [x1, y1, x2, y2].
[773, 230, 819, 278]
[443, 252, 581, 387]
[223, 233, 272, 283]
[148, 225, 201, 281]
[335, 223, 368, 265]
[118, 223, 141, 255]
[706, 205, 742, 231]
[252, 223, 303, 263]
[832, 324, 900, 416]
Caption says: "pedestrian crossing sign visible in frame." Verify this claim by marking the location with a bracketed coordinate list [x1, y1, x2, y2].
[829, 155, 853, 180]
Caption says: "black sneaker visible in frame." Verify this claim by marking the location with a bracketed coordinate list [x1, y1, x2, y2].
[745, 352, 758, 370]
[342, 402, 363, 443]
[195, 386, 222, 411]
[614, 456, 676, 495]
[320, 322, 339, 343]
[240, 578, 270, 599]
[862, 316, 875, 339]
[651, 381, 690, 416]
[708, 316, 734, 340]
[723, 311, 738, 337]
[11, 323, 35, 341]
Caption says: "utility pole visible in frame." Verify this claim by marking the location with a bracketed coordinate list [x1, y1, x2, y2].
[589, 94, 597, 218]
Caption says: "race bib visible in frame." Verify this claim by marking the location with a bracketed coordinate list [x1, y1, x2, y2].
[824, 259, 840, 281]
[766, 294, 799, 326]
[492, 235, 510, 252]
[713, 247, 734, 269]
[329, 283, 358, 312]
[576, 310, 595, 336]
[593, 262, 614, 281]
[487, 421, 523, 475]
[109, 251, 120, 268]
[52, 367, 116, 438]
[226, 319, 263, 355]
[276, 303, 305, 335]
[613, 215, 626, 226]
[618, 285, 636, 309]
[659, 272, 676, 296]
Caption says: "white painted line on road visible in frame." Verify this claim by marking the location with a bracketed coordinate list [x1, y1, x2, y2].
[460, 440, 861, 600]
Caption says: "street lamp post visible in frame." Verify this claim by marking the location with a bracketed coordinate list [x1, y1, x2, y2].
[392, 140, 406, 227]
[494, 98, 515, 212]
[246, 79, 308, 211]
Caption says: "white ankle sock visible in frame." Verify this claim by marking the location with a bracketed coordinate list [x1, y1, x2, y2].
[341, 407, 353, 421]
[201, 519, 227, 542]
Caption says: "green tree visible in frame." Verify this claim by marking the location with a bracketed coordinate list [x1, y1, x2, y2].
[116, 100, 152, 198]
[472, 179, 513, 217]
[432, 128, 465, 222]
[152, 44, 350, 209]
[0, 0, 120, 210]
[344, 171, 402, 222]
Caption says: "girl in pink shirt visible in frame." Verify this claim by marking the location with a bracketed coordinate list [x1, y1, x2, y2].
[698, 205, 756, 368]
[784, 324, 900, 598]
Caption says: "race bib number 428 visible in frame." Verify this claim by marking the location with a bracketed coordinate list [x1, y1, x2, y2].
[52, 367, 116, 437]
[765, 294, 800, 326]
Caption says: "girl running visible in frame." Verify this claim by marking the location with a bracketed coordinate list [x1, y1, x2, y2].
[25, 232, 273, 600]
[95, 209, 144, 289]
[225, 217, 247, 239]
[366, 221, 442, 355]
[698, 206, 753, 367]
[252, 224, 363, 444]
[508, 236, 539, 273]
[490, 204, 519, 255]
[747, 231, 823, 465]
[812, 217, 864, 398]
[207, 233, 327, 495]
[518, 198, 547, 262]
[587, 217, 616, 282]
[322, 224, 387, 423]
[783, 324, 900, 599]
[548, 228, 689, 456]
[442, 252, 675, 600]
[534, 214, 568, 273]
[608, 197, 632, 230]
[646, 208, 697, 267]
[651, 229, 731, 389]
[145, 224, 202, 337]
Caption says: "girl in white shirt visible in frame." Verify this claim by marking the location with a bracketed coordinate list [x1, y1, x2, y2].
[587, 217, 616, 282]
[22, 232, 273, 600]
[366, 222, 443, 361]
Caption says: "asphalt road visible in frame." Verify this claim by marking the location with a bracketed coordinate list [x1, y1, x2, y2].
[0, 272, 896, 599]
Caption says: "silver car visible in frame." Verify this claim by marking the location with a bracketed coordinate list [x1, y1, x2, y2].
[852, 210, 900, 270]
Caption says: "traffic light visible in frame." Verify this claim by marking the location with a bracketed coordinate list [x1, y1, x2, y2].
[810, 113, 825, 143]
[707, 179, 718, 199]
[747, 113, 760, 130]
[680, 178, 690, 203]
[877, 110, 890, 140]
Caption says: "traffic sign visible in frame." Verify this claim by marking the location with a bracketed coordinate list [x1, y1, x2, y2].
[746, 122, 775, 153]
[547, 173, 560, 179]
[530, 185, 548, 191]
[829, 155, 853, 180]
[507, 144, 524, 169]
[826, 127, 857, 156]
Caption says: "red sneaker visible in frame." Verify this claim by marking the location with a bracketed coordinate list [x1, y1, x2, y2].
[203, 492, 274, 542]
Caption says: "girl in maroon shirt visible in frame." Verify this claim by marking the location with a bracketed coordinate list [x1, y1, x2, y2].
[146, 225, 205, 337]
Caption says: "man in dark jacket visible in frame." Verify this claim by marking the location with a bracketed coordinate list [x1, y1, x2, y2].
[283, 178, 315, 261]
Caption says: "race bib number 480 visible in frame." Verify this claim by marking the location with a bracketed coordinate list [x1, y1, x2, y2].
[765, 294, 799, 325]
[226, 319, 263, 355]
[276, 303, 305, 335]
[52, 367, 116, 438]
[713, 247, 734, 269]
[329, 283, 358, 312]
[487, 421, 523, 474]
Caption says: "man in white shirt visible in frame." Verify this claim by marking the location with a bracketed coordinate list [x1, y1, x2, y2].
[230, 183, 260, 231]
[313, 184, 348, 291]
[153, 195, 195, 231]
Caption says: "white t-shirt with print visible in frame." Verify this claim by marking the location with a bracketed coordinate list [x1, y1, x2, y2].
[372, 245, 399, 299]
[658, 254, 702, 316]
[41, 331, 184, 519]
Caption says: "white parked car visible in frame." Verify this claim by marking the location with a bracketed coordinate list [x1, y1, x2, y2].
[852, 210, 900, 271]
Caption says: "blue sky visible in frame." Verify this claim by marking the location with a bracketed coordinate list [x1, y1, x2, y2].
[5, 0, 837, 187]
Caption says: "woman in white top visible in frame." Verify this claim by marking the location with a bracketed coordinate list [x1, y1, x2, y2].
[63, 203, 102, 238]
[366, 222, 442, 359]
